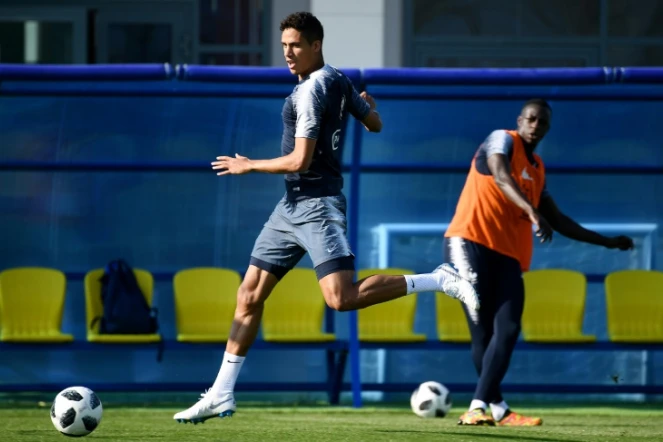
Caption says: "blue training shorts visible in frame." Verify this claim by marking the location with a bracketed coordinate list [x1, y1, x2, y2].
[249, 194, 355, 280]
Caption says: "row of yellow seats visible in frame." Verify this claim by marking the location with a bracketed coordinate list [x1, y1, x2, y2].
[0, 267, 661, 344]
[0, 266, 344, 344]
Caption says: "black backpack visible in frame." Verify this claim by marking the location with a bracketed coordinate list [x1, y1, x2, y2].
[91, 259, 159, 335]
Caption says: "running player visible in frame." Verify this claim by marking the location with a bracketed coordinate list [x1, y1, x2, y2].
[174, 11, 479, 424]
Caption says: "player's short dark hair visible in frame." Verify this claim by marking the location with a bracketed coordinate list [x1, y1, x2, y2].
[522, 98, 552, 114]
[280, 12, 324, 44]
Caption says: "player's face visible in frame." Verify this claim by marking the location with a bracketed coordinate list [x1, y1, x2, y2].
[281, 28, 321, 77]
[517, 105, 551, 146]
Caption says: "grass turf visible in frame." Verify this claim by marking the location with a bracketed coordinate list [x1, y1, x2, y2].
[2, 404, 662, 441]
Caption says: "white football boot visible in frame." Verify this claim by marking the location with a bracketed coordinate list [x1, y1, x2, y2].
[434, 263, 480, 312]
[173, 391, 236, 424]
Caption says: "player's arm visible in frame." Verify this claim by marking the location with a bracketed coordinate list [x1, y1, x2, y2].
[359, 91, 382, 132]
[537, 193, 634, 250]
[487, 153, 553, 242]
[487, 153, 535, 214]
[212, 141, 315, 175]
[346, 81, 381, 132]
[244, 139, 315, 174]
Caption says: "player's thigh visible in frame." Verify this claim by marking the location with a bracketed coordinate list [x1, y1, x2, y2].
[250, 201, 307, 279]
[444, 237, 497, 333]
[294, 195, 355, 280]
[243, 226, 305, 309]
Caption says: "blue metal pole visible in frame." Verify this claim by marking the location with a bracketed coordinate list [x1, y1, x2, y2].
[347, 114, 364, 408]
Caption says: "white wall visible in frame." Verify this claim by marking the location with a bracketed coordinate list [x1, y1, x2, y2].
[270, 0, 402, 68]
[311, 0, 383, 68]
[383, 0, 403, 67]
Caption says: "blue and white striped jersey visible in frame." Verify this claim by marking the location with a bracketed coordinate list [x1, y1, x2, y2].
[281, 64, 370, 200]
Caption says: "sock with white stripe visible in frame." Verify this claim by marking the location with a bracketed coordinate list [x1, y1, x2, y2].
[447, 237, 476, 283]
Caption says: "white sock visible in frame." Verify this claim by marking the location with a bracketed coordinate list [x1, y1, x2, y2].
[208, 352, 245, 398]
[490, 400, 509, 421]
[469, 399, 488, 411]
[404, 273, 443, 294]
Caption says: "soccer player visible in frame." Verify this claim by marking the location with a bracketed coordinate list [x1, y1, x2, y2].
[446, 98, 634, 426]
[173, 12, 479, 423]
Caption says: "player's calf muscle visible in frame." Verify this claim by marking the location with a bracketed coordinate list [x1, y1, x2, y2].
[320, 272, 407, 311]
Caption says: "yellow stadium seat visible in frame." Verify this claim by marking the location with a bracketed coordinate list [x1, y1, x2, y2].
[435, 291, 471, 343]
[262, 268, 335, 342]
[173, 267, 240, 343]
[84, 268, 161, 344]
[522, 269, 596, 343]
[0, 267, 73, 343]
[356, 268, 426, 342]
[605, 270, 663, 343]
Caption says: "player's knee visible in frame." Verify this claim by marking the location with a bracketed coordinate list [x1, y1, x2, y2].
[326, 298, 351, 312]
[324, 287, 355, 312]
[236, 284, 265, 313]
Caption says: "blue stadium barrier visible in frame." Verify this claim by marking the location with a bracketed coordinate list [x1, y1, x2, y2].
[0, 63, 173, 81]
[0, 341, 660, 399]
[365, 87, 663, 101]
[362, 67, 613, 85]
[178, 64, 363, 88]
[1, 64, 663, 406]
[617, 67, 663, 83]
[178, 65, 298, 83]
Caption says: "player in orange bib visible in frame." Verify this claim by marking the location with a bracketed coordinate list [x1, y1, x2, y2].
[446, 99, 634, 426]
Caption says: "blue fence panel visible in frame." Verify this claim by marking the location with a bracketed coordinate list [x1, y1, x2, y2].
[359, 97, 663, 167]
[1, 65, 662, 405]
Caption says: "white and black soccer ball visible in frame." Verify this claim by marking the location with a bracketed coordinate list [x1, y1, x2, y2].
[410, 381, 452, 418]
[50, 386, 103, 437]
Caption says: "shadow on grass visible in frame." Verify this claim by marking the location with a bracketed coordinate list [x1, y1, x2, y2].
[376, 430, 586, 442]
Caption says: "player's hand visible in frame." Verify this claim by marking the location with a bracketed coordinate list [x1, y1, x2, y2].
[605, 235, 634, 251]
[360, 91, 376, 110]
[528, 210, 553, 243]
[211, 153, 253, 175]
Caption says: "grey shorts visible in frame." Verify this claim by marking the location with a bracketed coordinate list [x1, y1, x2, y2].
[250, 194, 355, 280]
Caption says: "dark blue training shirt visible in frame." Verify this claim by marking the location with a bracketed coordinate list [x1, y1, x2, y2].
[281, 64, 370, 200]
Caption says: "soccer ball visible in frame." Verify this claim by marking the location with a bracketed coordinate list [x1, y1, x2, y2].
[410, 381, 452, 418]
[50, 386, 103, 437]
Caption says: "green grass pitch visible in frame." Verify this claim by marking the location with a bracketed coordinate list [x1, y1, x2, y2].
[2, 402, 663, 441]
